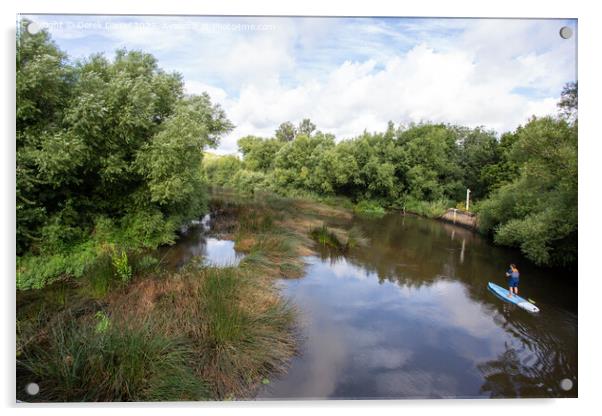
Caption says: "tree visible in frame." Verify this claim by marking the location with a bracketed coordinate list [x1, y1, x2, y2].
[297, 118, 316, 137]
[16, 24, 233, 287]
[558, 81, 577, 122]
[455, 126, 500, 199]
[477, 116, 577, 266]
[275, 121, 296, 142]
[395, 123, 464, 202]
[16, 20, 74, 254]
[237, 136, 283, 172]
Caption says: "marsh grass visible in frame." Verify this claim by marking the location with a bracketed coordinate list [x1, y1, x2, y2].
[310, 224, 342, 249]
[17, 190, 353, 401]
[309, 224, 368, 252]
[402, 198, 450, 218]
[17, 313, 209, 402]
[354, 200, 386, 217]
[148, 267, 297, 399]
[85, 254, 115, 298]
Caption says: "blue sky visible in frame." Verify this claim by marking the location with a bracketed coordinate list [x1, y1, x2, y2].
[21, 15, 577, 154]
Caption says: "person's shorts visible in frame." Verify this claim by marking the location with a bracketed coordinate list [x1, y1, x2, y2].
[508, 277, 519, 288]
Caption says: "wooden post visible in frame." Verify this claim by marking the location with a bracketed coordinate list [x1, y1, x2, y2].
[466, 188, 471, 211]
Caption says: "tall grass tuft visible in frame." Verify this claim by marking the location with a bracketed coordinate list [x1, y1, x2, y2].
[402, 198, 450, 218]
[85, 254, 114, 298]
[354, 200, 386, 217]
[309, 225, 342, 249]
[17, 314, 209, 402]
[154, 267, 297, 399]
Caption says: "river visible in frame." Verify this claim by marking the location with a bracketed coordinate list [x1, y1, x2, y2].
[172, 211, 578, 399]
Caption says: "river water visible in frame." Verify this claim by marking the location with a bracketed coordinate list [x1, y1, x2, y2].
[167, 211, 577, 399]
[256, 214, 577, 399]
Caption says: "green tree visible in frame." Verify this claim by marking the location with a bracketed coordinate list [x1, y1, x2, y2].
[297, 118, 316, 137]
[455, 126, 500, 199]
[16, 23, 233, 287]
[395, 123, 463, 202]
[16, 20, 74, 254]
[237, 136, 283, 172]
[275, 121, 296, 142]
[477, 116, 577, 266]
[558, 81, 577, 122]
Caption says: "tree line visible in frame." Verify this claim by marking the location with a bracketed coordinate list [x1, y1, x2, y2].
[204, 87, 577, 268]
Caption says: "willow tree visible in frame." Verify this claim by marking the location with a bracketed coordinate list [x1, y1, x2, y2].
[16, 20, 233, 288]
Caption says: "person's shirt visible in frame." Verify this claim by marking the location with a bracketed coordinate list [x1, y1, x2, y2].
[511, 270, 520, 279]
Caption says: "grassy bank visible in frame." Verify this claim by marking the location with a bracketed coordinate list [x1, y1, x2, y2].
[17, 190, 352, 401]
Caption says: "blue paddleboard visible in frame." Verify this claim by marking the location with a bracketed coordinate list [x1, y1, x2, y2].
[487, 282, 540, 313]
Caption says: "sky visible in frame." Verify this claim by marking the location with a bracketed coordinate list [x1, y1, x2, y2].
[21, 15, 577, 154]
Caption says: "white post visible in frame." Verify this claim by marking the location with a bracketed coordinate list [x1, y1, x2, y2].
[466, 188, 471, 211]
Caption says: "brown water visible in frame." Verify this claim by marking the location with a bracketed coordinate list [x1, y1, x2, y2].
[162, 211, 577, 399]
[252, 213, 577, 399]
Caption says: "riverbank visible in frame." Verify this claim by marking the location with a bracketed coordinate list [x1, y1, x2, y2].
[16, 190, 355, 401]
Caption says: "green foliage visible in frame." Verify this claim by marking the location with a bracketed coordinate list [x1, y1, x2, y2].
[203, 153, 243, 186]
[94, 311, 110, 334]
[310, 225, 342, 249]
[230, 169, 271, 193]
[237, 136, 283, 172]
[134, 255, 160, 274]
[210, 121, 493, 208]
[18, 317, 209, 401]
[558, 81, 577, 122]
[202, 85, 577, 267]
[477, 116, 577, 266]
[86, 255, 114, 298]
[111, 247, 132, 283]
[274, 121, 297, 142]
[401, 197, 450, 218]
[17, 242, 98, 290]
[16, 23, 232, 288]
[354, 200, 386, 217]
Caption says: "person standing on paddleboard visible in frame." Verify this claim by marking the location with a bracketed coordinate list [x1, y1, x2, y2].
[506, 264, 520, 298]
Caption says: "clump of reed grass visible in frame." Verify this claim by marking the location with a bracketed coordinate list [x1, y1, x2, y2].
[17, 313, 209, 402]
[310, 224, 343, 249]
[309, 224, 368, 252]
[353, 200, 386, 217]
[345, 226, 369, 249]
[85, 254, 114, 298]
[153, 267, 297, 399]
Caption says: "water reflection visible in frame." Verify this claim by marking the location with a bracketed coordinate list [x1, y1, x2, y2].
[258, 214, 577, 399]
[160, 216, 244, 269]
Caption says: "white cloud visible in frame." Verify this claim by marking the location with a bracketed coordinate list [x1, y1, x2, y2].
[30, 15, 575, 154]
[195, 31, 572, 153]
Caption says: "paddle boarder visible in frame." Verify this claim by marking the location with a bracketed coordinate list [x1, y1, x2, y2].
[506, 264, 520, 298]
